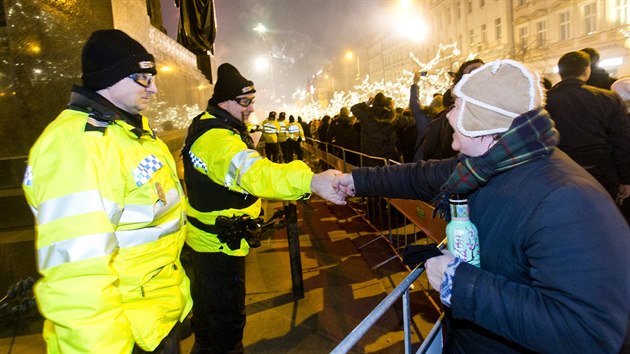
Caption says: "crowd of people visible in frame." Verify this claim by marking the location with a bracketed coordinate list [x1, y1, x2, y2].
[331, 55, 630, 353]
[21, 27, 630, 354]
[296, 48, 630, 224]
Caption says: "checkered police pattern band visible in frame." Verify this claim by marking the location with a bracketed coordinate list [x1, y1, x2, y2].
[23, 165, 33, 187]
[188, 151, 208, 174]
[133, 155, 164, 186]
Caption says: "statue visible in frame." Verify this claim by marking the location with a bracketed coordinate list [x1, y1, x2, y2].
[175, 0, 216, 54]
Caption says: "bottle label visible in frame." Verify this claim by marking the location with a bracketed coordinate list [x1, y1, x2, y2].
[447, 223, 480, 267]
[447, 196, 480, 267]
[451, 204, 469, 219]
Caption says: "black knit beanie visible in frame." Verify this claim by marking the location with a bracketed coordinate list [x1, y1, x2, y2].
[81, 29, 157, 90]
[208, 63, 256, 106]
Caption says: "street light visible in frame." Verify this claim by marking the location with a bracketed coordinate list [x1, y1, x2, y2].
[345, 51, 361, 79]
[394, 0, 427, 42]
[253, 23, 267, 34]
[254, 56, 270, 72]
[343, 50, 361, 91]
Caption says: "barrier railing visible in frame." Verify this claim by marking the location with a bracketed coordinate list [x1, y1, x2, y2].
[302, 137, 446, 353]
[303, 138, 446, 254]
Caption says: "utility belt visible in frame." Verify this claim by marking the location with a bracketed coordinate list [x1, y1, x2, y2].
[188, 215, 262, 251]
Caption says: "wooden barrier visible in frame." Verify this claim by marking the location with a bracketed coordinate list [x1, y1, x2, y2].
[304, 139, 447, 245]
[388, 199, 446, 244]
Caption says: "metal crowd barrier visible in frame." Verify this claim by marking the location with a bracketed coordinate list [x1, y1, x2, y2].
[302, 137, 446, 353]
[330, 265, 445, 354]
[303, 138, 446, 262]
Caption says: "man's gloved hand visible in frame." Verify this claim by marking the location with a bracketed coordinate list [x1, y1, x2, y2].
[402, 244, 443, 266]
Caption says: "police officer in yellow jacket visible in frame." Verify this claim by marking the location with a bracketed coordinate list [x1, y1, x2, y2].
[261, 111, 281, 162]
[286, 115, 305, 161]
[277, 112, 290, 162]
[22, 30, 192, 353]
[182, 63, 345, 353]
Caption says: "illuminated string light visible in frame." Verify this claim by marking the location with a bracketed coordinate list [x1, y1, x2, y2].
[290, 42, 474, 121]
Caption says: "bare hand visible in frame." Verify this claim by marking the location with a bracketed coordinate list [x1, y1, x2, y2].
[425, 250, 455, 291]
[332, 173, 355, 197]
[617, 184, 630, 205]
[311, 169, 346, 205]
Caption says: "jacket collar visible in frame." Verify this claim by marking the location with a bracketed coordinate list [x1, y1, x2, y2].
[553, 78, 586, 89]
[68, 85, 154, 138]
[206, 103, 247, 133]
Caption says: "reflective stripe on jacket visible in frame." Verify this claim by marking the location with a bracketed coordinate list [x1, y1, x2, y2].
[23, 107, 192, 353]
[184, 111, 313, 256]
[277, 120, 288, 142]
[287, 122, 305, 141]
[261, 119, 280, 143]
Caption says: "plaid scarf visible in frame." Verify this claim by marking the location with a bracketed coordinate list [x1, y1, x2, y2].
[433, 108, 559, 221]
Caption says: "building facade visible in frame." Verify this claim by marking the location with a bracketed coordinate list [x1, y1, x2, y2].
[364, 0, 629, 87]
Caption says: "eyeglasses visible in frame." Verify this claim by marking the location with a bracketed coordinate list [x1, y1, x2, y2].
[233, 97, 255, 107]
[128, 73, 155, 88]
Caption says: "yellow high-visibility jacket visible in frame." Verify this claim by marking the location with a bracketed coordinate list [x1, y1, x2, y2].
[22, 89, 192, 353]
[287, 122, 305, 141]
[261, 118, 280, 144]
[277, 120, 288, 143]
[183, 110, 312, 256]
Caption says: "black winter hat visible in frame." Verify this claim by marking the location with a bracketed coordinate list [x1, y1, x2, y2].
[81, 29, 157, 90]
[209, 63, 256, 105]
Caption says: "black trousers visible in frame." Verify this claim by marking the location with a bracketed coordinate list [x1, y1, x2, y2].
[190, 251, 246, 354]
[279, 141, 290, 162]
[285, 139, 304, 162]
[264, 143, 280, 163]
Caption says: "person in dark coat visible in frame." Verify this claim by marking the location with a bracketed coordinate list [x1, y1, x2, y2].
[420, 89, 457, 160]
[396, 108, 418, 163]
[612, 77, 630, 225]
[298, 116, 311, 139]
[329, 107, 360, 165]
[546, 51, 630, 200]
[421, 59, 484, 160]
[581, 47, 616, 89]
[351, 92, 399, 166]
[331, 59, 630, 353]
[409, 71, 431, 161]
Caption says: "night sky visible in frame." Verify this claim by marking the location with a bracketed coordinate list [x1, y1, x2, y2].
[160, 1, 405, 113]
[161, 0, 391, 112]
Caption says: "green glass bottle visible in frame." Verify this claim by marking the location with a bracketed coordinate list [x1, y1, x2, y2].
[446, 193, 480, 267]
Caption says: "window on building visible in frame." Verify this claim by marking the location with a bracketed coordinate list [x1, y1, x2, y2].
[456, 1, 461, 20]
[495, 18, 502, 41]
[480, 0, 485, 8]
[584, 3, 597, 34]
[518, 26, 528, 48]
[517, 0, 527, 6]
[559, 11, 571, 40]
[481, 23, 488, 46]
[458, 34, 463, 48]
[469, 29, 476, 48]
[447, 6, 451, 24]
[536, 21, 546, 47]
[615, 0, 629, 25]
[467, 0, 472, 14]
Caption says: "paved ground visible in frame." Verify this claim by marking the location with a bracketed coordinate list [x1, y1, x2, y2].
[0, 197, 441, 353]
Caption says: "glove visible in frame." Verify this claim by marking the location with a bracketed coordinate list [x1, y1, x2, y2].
[402, 244, 443, 267]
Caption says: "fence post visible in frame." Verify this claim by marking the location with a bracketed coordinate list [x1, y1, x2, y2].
[285, 202, 304, 299]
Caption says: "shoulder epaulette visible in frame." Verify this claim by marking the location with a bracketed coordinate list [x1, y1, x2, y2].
[84, 113, 111, 133]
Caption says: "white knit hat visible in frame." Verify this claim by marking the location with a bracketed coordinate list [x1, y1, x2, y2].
[453, 59, 545, 137]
